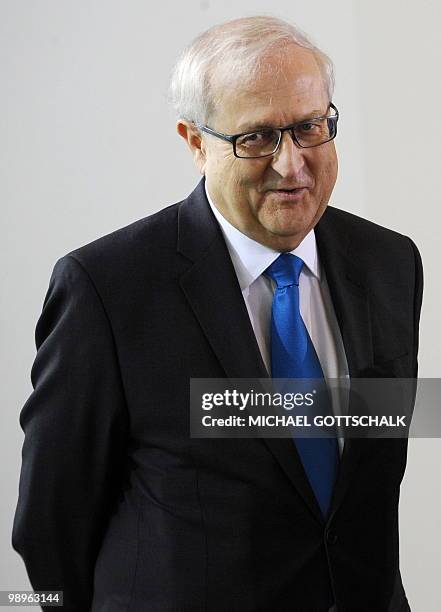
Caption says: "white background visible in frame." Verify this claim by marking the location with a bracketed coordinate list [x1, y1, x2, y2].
[1, 1, 440, 609]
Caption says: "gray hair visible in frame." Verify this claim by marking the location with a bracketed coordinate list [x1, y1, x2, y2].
[168, 15, 335, 126]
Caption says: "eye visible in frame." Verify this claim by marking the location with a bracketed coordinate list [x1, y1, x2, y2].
[238, 130, 277, 148]
[298, 121, 320, 133]
[242, 131, 271, 144]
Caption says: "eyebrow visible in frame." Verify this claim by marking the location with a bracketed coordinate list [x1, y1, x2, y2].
[236, 110, 326, 133]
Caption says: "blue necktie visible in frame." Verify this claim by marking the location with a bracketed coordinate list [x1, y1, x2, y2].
[265, 253, 339, 518]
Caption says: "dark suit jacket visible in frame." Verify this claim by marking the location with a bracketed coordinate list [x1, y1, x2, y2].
[12, 178, 423, 612]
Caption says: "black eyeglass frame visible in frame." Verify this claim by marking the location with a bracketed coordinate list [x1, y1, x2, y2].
[194, 102, 339, 159]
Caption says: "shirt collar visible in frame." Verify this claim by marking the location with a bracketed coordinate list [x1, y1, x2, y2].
[205, 183, 321, 291]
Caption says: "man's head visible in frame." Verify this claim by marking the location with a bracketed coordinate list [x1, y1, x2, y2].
[170, 16, 338, 251]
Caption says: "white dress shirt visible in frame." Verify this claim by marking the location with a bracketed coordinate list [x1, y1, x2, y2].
[205, 184, 349, 458]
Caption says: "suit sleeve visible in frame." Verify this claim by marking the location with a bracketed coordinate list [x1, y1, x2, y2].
[12, 255, 129, 611]
[408, 237, 424, 377]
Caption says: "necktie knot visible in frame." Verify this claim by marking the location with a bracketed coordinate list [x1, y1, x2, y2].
[265, 253, 304, 288]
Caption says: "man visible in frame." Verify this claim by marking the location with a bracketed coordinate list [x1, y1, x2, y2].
[12, 15, 422, 612]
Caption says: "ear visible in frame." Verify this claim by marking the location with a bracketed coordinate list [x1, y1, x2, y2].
[177, 120, 207, 175]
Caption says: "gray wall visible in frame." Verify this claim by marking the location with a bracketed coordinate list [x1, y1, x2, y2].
[1, 1, 440, 610]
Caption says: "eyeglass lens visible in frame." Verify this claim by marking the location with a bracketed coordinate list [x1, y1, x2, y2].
[235, 117, 337, 158]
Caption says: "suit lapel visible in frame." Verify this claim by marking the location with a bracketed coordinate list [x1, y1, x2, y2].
[178, 180, 268, 380]
[315, 209, 374, 378]
[315, 209, 374, 519]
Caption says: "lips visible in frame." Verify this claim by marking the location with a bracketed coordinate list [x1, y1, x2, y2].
[269, 187, 309, 194]
[267, 187, 309, 201]
[272, 187, 309, 191]
[266, 184, 310, 192]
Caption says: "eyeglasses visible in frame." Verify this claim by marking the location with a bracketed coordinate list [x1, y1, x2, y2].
[195, 103, 339, 159]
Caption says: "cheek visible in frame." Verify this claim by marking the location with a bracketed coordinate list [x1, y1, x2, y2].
[327, 146, 338, 176]
[326, 158, 338, 190]
[238, 162, 271, 193]
[226, 165, 259, 196]
[316, 151, 338, 194]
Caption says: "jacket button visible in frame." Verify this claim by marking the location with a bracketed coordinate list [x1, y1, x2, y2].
[326, 529, 338, 545]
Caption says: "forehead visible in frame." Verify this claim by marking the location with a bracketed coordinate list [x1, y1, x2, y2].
[214, 46, 329, 132]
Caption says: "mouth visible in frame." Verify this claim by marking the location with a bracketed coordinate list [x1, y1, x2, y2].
[267, 187, 309, 200]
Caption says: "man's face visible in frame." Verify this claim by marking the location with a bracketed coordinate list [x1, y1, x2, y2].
[200, 46, 338, 251]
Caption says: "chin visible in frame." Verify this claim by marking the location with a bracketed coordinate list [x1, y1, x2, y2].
[264, 211, 315, 237]
[281, 201, 326, 231]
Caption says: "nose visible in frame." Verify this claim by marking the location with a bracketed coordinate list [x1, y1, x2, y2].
[270, 130, 306, 177]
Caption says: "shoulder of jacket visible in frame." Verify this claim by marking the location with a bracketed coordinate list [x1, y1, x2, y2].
[323, 205, 414, 252]
[62, 200, 183, 270]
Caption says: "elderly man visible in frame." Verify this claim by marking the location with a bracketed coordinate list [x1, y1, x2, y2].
[13, 15, 421, 612]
